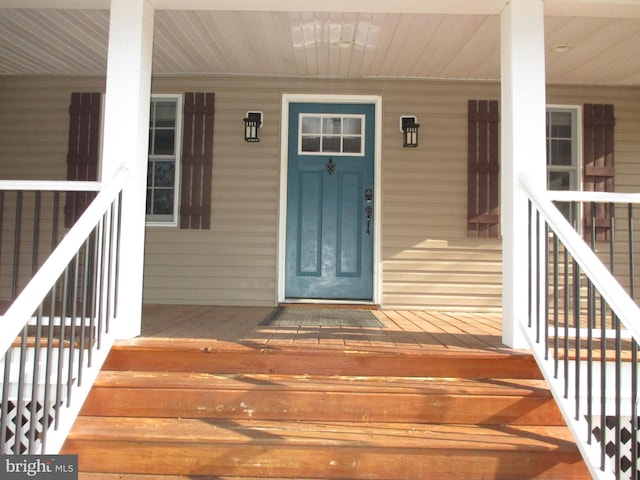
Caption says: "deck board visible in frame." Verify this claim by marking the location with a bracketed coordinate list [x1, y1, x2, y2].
[141, 305, 515, 354]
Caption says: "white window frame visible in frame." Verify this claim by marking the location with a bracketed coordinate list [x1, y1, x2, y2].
[546, 104, 582, 228]
[146, 93, 183, 227]
[297, 113, 366, 156]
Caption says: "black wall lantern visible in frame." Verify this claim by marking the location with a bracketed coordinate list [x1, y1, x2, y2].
[400, 116, 420, 147]
[243, 111, 262, 142]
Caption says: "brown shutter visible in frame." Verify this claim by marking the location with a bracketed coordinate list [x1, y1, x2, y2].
[468, 100, 500, 238]
[65, 92, 101, 227]
[583, 104, 615, 241]
[180, 92, 214, 230]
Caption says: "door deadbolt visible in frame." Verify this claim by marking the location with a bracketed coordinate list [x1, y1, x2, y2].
[365, 188, 373, 202]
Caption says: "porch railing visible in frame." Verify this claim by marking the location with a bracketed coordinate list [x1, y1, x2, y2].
[0, 166, 130, 454]
[521, 176, 640, 480]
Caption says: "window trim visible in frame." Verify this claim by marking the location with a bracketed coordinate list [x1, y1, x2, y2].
[146, 93, 183, 228]
[546, 104, 583, 191]
[546, 104, 583, 230]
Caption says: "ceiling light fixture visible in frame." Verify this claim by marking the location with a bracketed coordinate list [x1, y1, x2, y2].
[550, 43, 572, 53]
[291, 19, 380, 50]
[332, 39, 355, 48]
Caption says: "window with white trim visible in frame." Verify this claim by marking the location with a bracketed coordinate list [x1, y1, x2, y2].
[546, 106, 581, 226]
[299, 114, 365, 155]
[147, 95, 182, 225]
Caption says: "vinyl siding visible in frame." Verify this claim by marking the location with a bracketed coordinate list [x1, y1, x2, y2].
[1, 75, 639, 311]
[147, 77, 281, 306]
[0, 76, 105, 301]
[379, 80, 501, 310]
[0, 76, 105, 180]
[147, 76, 503, 309]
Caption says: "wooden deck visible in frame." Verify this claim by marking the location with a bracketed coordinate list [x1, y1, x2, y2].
[141, 304, 516, 353]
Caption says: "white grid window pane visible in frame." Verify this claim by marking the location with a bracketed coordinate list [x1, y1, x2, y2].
[147, 96, 181, 224]
[298, 114, 365, 156]
[546, 106, 580, 228]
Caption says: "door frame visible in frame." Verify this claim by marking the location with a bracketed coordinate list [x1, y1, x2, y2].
[278, 94, 383, 305]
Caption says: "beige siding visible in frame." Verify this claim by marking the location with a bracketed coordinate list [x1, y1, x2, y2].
[0, 77, 106, 300]
[0, 76, 105, 180]
[379, 80, 501, 310]
[146, 76, 504, 309]
[1, 75, 639, 311]
[148, 77, 281, 306]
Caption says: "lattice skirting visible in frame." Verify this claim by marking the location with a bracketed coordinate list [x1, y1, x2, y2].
[592, 415, 639, 479]
[3, 400, 59, 454]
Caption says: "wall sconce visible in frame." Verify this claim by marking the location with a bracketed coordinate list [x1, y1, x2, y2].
[400, 116, 420, 147]
[243, 111, 262, 142]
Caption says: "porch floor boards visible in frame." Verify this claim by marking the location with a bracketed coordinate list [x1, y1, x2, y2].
[140, 305, 514, 353]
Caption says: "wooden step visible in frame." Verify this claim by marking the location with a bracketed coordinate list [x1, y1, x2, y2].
[61, 340, 589, 478]
[62, 417, 589, 479]
[12, 336, 94, 349]
[12, 325, 97, 349]
[103, 338, 543, 379]
[80, 371, 564, 426]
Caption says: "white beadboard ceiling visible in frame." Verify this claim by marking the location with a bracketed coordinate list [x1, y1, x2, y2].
[0, 7, 639, 85]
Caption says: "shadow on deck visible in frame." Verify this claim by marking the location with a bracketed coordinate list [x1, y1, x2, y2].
[140, 304, 516, 354]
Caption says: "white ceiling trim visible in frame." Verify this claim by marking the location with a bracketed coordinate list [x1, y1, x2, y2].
[150, 0, 509, 15]
[545, 0, 640, 18]
[1, 0, 508, 14]
[0, 0, 109, 8]
[4, 0, 640, 18]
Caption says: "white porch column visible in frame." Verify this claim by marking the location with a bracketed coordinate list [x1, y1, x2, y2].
[500, 0, 547, 348]
[101, 0, 154, 338]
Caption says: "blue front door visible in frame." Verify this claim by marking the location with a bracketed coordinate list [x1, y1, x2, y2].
[285, 102, 375, 300]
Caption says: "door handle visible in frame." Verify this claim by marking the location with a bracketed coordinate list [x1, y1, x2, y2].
[365, 206, 372, 235]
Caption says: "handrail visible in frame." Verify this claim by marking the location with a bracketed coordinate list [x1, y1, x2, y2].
[520, 174, 640, 480]
[548, 189, 640, 204]
[520, 176, 640, 342]
[0, 165, 130, 455]
[0, 167, 130, 355]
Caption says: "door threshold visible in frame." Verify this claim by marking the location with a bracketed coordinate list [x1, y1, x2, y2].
[280, 300, 379, 310]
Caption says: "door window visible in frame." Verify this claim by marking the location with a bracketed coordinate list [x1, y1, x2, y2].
[299, 114, 365, 155]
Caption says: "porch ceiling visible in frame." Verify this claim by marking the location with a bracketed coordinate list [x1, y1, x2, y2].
[0, 2, 639, 85]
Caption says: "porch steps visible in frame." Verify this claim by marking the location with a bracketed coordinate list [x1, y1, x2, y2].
[61, 339, 590, 479]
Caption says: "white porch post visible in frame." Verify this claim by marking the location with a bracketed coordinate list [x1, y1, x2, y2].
[500, 0, 547, 348]
[101, 0, 154, 338]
